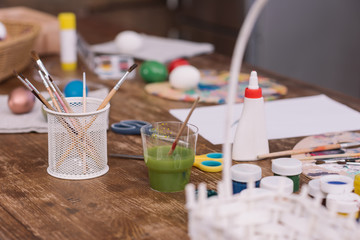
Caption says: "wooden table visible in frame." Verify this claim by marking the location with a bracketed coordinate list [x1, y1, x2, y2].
[0, 23, 359, 240]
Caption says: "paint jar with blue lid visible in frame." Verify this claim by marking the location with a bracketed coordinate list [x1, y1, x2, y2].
[230, 164, 262, 194]
[326, 192, 360, 220]
[260, 176, 294, 195]
[320, 175, 354, 194]
[271, 158, 302, 192]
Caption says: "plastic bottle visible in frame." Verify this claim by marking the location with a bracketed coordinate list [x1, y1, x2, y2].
[232, 71, 269, 161]
[58, 12, 77, 71]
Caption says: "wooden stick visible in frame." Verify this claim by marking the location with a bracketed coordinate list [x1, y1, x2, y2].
[82, 71, 87, 173]
[257, 141, 360, 159]
[168, 96, 200, 155]
[299, 152, 360, 161]
[83, 72, 87, 113]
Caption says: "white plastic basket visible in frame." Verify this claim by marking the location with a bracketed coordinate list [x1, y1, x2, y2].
[44, 97, 110, 180]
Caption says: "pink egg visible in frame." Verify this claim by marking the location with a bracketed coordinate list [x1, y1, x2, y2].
[8, 87, 36, 114]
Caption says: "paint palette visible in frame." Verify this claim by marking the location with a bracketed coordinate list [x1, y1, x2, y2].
[292, 131, 360, 179]
[145, 69, 287, 103]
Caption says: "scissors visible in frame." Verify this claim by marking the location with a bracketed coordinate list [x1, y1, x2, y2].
[193, 152, 223, 172]
[111, 120, 150, 135]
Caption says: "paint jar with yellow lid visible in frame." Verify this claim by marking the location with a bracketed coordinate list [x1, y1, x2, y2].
[354, 174, 360, 196]
[326, 193, 360, 220]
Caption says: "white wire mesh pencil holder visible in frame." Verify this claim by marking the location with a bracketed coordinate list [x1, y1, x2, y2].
[44, 97, 110, 180]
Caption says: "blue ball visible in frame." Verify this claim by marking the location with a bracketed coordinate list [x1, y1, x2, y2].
[64, 80, 88, 97]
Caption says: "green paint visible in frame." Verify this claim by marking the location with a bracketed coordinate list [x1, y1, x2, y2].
[145, 145, 194, 192]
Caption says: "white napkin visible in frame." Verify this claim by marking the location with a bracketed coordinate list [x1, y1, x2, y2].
[0, 88, 109, 133]
[91, 34, 214, 63]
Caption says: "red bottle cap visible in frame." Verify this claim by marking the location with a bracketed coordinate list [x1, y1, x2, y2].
[245, 87, 262, 98]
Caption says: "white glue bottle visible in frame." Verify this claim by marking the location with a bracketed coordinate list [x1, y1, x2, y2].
[58, 12, 77, 71]
[232, 71, 269, 161]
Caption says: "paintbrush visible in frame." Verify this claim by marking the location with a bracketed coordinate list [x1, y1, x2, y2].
[299, 152, 360, 161]
[168, 96, 200, 155]
[38, 70, 62, 112]
[96, 63, 137, 110]
[257, 141, 360, 159]
[31, 50, 73, 113]
[315, 159, 360, 165]
[14, 71, 55, 111]
[33, 65, 69, 113]
[14, 71, 79, 135]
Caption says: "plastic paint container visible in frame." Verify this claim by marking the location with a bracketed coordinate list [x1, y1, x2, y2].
[260, 176, 294, 195]
[354, 174, 360, 196]
[326, 193, 360, 219]
[272, 158, 302, 192]
[308, 179, 326, 199]
[319, 175, 353, 195]
[230, 164, 262, 194]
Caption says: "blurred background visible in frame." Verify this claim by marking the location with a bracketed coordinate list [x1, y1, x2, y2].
[1, 0, 359, 98]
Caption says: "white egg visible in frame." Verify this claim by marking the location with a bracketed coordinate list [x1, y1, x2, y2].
[169, 65, 200, 90]
[0, 21, 7, 41]
[115, 30, 143, 54]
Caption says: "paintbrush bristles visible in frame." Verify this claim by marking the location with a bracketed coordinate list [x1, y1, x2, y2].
[30, 50, 40, 61]
[114, 63, 138, 90]
[129, 63, 138, 72]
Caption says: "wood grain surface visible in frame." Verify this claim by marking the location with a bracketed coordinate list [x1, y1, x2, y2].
[0, 18, 359, 240]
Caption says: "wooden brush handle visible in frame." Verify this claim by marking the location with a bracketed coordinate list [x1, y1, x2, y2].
[257, 143, 342, 159]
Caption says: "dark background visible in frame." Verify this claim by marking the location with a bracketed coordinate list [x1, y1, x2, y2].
[1, 0, 359, 98]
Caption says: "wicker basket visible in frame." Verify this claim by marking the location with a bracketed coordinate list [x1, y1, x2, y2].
[0, 21, 40, 82]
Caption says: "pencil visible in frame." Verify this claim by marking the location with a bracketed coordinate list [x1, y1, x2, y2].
[168, 96, 200, 155]
[257, 141, 360, 159]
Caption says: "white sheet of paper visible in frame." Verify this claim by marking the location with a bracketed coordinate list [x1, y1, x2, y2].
[169, 95, 360, 145]
[91, 34, 214, 63]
